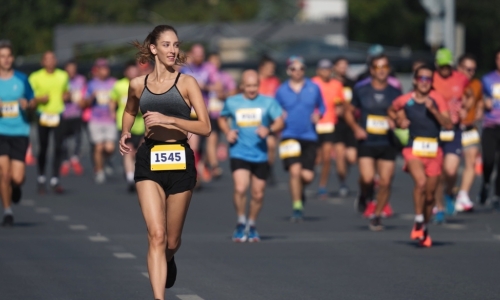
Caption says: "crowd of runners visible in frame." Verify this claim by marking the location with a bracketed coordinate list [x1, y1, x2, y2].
[2, 36, 500, 251]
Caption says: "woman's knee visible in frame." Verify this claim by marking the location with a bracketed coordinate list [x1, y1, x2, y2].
[167, 236, 181, 251]
[148, 228, 166, 248]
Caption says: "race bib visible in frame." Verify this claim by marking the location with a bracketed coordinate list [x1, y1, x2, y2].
[190, 107, 197, 119]
[366, 115, 389, 135]
[439, 130, 455, 142]
[235, 108, 262, 127]
[343, 87, 352, 102]
[120, 96, 128, 105]
[462, 129, 480, 147]
[412, 137, 438, 158]
[72, 90, 83, 103]
[150, 144, 186, 171]
[208, 97, 224, 113]
[279, 140, 301, 159]
[1, 102, 19, 118]
[316, 123, 335, 134]
[493, 84, 500, 99]
[39, 113, 60, 127]
[95, 90, 111, 105]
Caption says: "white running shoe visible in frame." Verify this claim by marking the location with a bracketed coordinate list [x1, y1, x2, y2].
[455, 191, 474, 212]
[95, 171, 106, 184]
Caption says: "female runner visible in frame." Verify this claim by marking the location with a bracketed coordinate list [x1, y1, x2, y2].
[119, 25, 211, 300]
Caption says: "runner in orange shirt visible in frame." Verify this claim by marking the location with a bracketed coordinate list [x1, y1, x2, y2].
[312, 59, 344, 199]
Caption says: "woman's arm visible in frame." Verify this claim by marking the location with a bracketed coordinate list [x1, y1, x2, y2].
[119, 78, 141, 155]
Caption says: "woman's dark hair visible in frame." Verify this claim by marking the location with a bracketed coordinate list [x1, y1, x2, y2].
[258, 55, 275, 68]
[458, 53, 476, 65]
[369, 54, 389, 67]
[333, 56, 348, 65]
[132, 25, 187, 65]
[413, 64, 434, 79]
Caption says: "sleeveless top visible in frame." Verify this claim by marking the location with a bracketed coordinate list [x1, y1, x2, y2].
[139, 72, 191, 120]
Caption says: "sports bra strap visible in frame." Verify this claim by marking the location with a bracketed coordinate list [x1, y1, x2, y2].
[174, 72, 181, 86]
[144, 74, 149, 86]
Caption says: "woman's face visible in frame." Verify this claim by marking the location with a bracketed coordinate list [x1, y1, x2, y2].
[150, 30, 179, 67]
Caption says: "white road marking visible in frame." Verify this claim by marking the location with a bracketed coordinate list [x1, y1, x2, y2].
[88, 235, 109, 242]
[328, 198, 343, 205]
[177, 295, 204, 300]
[20, 199, 35, 206]
[69, 224, 88, 230]
[443, 223, 467, 230]
[142, 272, 149, 278]
[53, 215, 69, 221]
[113, 252, 136, 259]
[35, 207, 51, 213]
[493, 235, 500, 240]
[398, 214, 415, 220]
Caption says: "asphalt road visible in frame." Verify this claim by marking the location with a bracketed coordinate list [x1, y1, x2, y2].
[1, 153, 500, 300]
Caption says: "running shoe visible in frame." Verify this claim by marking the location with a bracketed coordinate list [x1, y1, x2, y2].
[211, 166, 223, 180]
[60, 161, 70, 176]
[455, 191, 474, 212]
[51, 184, 64, 194]
[419, 229, 432, 248]
[444, 194, 456, 215]
[434, 210, 445, 224]
[247, 226, 261, 242]
[232, 223, 247, 242]
[11, 184, 21, 204]
[363, 201, 376, 218]
[95, 172, 106, 184]
[354, 195, 367, 213]
[478, 184, 489, 205]
[71, 159, 83, 176]
[410, 222, 425, 240]
[291, 209, 304, 223]
[369, 216, 384, 231]
[165, 256, 177, 289]
[381, 203, 394, 218]
[338, 184, 349, 198]
[317, 187, 328, 200]
[2, 214, 13, 227]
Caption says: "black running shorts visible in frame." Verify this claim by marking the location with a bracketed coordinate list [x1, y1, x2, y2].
[281, 139, 318, 171]
[357, 144, 397, 161]
[230, 158, 269, 180]
[332, 118, 357, 148]
[134, 138, 197, 195]
[0, 135, 29, 162]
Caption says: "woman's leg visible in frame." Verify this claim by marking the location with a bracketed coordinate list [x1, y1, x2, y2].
[165, 190, 192, 261]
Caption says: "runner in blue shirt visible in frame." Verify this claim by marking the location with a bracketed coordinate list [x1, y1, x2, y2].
[219, 70, 284, 242]
[275, 56, 325, 222]
[0, 40, 34, 226]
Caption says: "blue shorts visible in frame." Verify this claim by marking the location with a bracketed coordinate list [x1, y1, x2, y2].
[442, 128, 462, 156]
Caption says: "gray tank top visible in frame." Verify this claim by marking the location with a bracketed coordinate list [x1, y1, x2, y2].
[139, 72, 191, 120]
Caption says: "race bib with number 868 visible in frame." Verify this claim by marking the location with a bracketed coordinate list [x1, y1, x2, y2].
[150, 144, 186, 171]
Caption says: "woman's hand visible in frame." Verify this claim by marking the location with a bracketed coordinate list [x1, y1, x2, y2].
[119, 132, 131, 155]
[143, 111, 174, 127]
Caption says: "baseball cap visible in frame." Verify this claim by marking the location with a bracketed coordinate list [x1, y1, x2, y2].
[94, 58, 109, 68]
[435, 48, 453, 66]
[287, 55, 305, 67]
[317, 59, 332, 69]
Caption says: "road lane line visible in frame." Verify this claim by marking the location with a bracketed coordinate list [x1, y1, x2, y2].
[20, 199, 35, 206]
[113, 252, 136, 259]
[142, 272, 149, 278]
[88, 235, 109, 242]
[69, 224, 88, 230]
[35, 207, 51, 214]
[443, 224, 466, 230]
[53, 215, 69, 221]
[177, 295, 204, 300]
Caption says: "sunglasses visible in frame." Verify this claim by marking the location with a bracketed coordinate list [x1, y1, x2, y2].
[372, 64, 389, 71]
[289, 66, 305, 72]
[464, 67, 476, 73]
[416, 75, 432, 83]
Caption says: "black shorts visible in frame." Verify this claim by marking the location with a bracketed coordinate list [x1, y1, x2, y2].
[230, 158, 269, 180]
[0, 135, 29, 162]
[281, 139, 318, 171]
[134, 138, 197, 195]
[357, 144, 397, 161]
[318, 132, 335, 144]
[333, 118, 357, 148]
[210, 118, 220, 133]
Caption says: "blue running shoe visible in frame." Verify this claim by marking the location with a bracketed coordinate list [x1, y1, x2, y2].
[317, 187, 328, 199]
[434, 210, 445, 224]
[291, 209, 303, 223]
[232, 223, 247, 242]
[247, 226, 261, 242]
[445, 194, 456, 215]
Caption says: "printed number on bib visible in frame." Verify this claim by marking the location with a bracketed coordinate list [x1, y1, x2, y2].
[439, 130, 454, 142]
[366, 115, 389, 135]
[39, 113, 60, 127]
[150, 144, 186, 171]
[208, 97, 224, 113]
[316, 123, 335, 134]
[462, 129, 480, 147]
[1, 102, 19, 118]
[412, 137, 438, 158]
[96, 90, 111, 105]
[279, 140, 301, 159]
[236, 108, 262, 127]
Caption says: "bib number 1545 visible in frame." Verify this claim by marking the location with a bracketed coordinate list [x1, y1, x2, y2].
[150, 144, 186, 171]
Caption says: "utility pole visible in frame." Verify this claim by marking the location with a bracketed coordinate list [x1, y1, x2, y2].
[443, 0, 455, 53]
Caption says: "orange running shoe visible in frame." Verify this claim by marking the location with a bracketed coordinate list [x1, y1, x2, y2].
[381, 203, 394, 218]
[71, 159, 83, 176]
[60, 162, 70, 177]
[363, 201, 376, 218]
[419, 234, 432, 248]
[410, 222, 425, 240]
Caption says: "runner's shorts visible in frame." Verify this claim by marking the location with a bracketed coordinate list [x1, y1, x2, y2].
[88, 122, 117, 144]
[230, 158, 269, 180]
[0, 135, 29, 162]
[357, 144, 397, 161]
[441, 127, 462, 156]
[402, 147, 443, 177]
[134, 138, 197, 195]
[332, 118, 357, 148]
[318, 132, 335, 144]
[281, 139, 318, 171]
